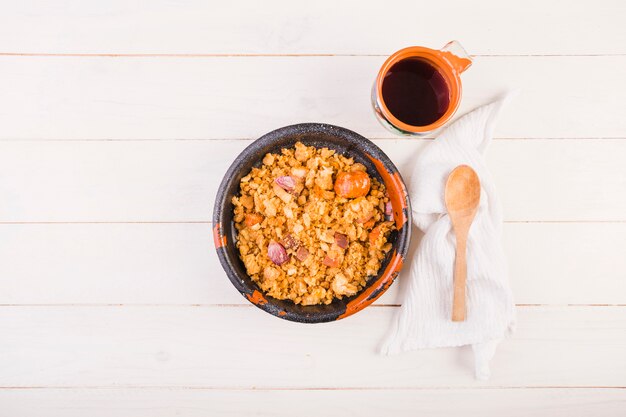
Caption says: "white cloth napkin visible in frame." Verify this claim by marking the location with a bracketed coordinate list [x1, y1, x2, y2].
[381, 94, 516, 380]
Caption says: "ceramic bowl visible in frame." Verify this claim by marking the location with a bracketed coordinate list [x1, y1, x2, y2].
[213, 123, 411, 323]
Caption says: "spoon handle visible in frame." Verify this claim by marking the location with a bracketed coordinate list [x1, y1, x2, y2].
[451, 230, 467, 322]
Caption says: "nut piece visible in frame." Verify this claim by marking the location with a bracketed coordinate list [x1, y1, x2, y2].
[267, 240, 289, 265]
[334, 232, 348, 249]
[334, 171, 371, 198]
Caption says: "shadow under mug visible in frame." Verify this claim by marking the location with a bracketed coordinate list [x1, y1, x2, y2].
[372, 41, 472, 136]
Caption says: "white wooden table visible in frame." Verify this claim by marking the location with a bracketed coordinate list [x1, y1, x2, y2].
[0, 1, 625, 415]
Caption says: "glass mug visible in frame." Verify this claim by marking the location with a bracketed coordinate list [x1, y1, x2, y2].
[372, 41, 472, 136]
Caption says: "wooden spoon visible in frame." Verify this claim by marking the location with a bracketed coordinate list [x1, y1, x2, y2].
[445, 165, 481, 322]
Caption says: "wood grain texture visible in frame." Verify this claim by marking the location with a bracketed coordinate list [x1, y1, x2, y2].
[0, 140, 623, 222]
[0, 222, 624, 306]
[0, 0, 624, 411]
[0, 0, 624, 55]
[1, 388, 624, 417]
[0, 56, 624, 140]
[0, 306, 624, 388]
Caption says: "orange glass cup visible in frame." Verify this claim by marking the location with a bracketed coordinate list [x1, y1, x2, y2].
[372, 41, 472, 136]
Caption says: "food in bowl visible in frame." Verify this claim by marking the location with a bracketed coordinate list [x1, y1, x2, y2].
[232, 142, 395, 306]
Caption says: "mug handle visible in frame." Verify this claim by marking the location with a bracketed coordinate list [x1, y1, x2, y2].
[439, 40, 472, 74]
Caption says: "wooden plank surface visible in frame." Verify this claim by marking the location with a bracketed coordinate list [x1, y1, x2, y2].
[0, 56, 624, 140]
[1, 388, 624, 417]
[1, 0, 624, 413]
[0, 140, 623, 222]
[0, 0, 624, 55]
[0, 222, 624, 306]
[0, 306, 624, 388]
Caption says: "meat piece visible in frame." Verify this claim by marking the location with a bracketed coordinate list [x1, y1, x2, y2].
[322, 255, 340, 268]
[385, 201, 393, 220]
[334, 171, 371, 198]
[334, 232, 348, 249]
[281, 233, 299, 250]
[362, 218, 376, 229]
[244, 213, 264, 227]
[369, 224, 383, 246]
[296, 246, 309, 261]
[369, 222, 393, 247]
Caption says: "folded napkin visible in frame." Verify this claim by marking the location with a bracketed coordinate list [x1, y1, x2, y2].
[381, 94, 516, 380]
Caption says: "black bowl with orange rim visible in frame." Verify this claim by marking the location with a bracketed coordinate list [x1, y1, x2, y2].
[213, 123, 411, 323]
